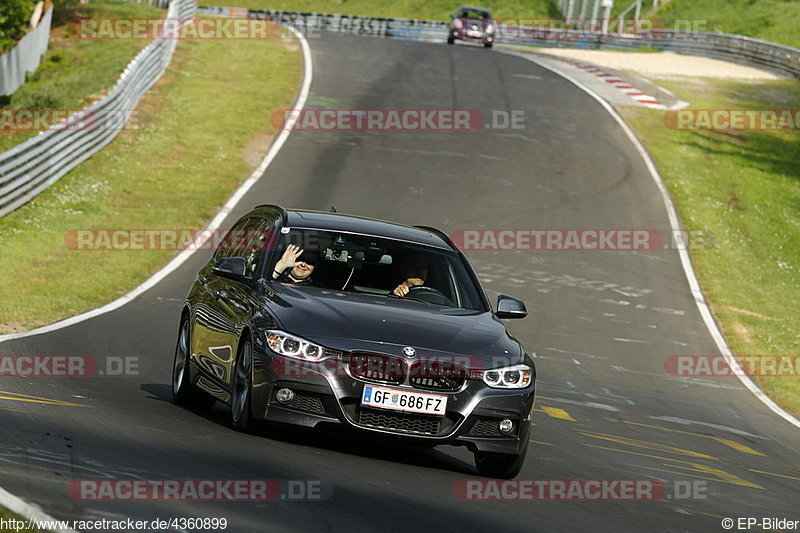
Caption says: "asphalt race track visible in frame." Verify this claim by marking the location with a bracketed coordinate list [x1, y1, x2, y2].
[1, 33, 798, 532]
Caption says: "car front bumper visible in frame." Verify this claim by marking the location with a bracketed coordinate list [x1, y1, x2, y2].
[451, 29, 494, 42]
[251, 352, 535, 455]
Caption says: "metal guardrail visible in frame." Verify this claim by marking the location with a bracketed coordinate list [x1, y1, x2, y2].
[128, 0, 172, 7]
[199, 7, 800, 80]
[197, 7, 450, 41]
[493, 28, 800, 80]
[0, 0, 197, 218]
[0, 5, 54, 96]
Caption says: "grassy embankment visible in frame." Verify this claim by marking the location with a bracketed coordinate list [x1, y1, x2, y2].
[655, 0, 800, 47]
[0, 10, 301, 331]
[0, 0, 163, 151]
[612, 0, 800, 412]
[619, 79, 799, 413]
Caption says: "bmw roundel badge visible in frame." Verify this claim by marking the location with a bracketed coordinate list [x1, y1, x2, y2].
[402, 346, 416, 358]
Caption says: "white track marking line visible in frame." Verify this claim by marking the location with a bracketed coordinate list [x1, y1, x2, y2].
[511, 52, 800, 429]
[0, 486, 79, 533]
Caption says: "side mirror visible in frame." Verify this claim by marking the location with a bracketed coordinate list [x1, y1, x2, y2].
[212, 257, 248, 281]
[450, 13, 456, 19]
[496, 294, 527, 319]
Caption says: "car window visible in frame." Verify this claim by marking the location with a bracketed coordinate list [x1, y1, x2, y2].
[273, 228, 486, 311]
[214, 217, 251, 260]
[242, 216, 276, 278]
[214, 216, 276, 278]
[458, 8, 490, 19]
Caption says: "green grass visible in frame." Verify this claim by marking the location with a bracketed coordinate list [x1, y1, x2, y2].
[654, 0, 800, 48]
[0, 20, 301, 331]
[619, 78, 800, 414]
[199, 0, 561, 21]
[0, 0, 163, 151]
[0, 508, 42, 532]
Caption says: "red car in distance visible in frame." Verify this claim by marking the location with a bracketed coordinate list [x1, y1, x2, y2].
[447, 5, 496, 48]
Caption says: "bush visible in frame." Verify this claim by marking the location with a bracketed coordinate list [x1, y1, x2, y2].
[0, 0, 37, 53]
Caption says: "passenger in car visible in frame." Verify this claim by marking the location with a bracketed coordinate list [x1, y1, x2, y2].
[392, 254, 428, 296]
[272, 244, 319, 284]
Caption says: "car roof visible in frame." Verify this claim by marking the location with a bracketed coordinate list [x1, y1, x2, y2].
[456, 5, 491, 14]
[253, 206, 455, 250]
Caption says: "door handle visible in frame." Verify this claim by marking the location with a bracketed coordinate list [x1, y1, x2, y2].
[215, 290, 245, 311]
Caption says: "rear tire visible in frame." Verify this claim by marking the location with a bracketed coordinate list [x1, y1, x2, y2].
[172, 317, 193, 404]
[172, 316, 216, 410]
[474, 438, 528, 479]
[231, 336, 254, 432]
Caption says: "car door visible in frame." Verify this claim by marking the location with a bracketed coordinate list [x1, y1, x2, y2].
[204, 215, 278, 395]
[191, 216, 255, 394]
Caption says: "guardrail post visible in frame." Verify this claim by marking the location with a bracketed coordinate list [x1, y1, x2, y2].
[601, 0, 613, 34]
[579, 0, 589, 21]
[565, 0, 576, 21]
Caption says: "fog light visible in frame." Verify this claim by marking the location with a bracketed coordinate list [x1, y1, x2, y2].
[499, 419, 514, 434]
[276, 388, 294, 404]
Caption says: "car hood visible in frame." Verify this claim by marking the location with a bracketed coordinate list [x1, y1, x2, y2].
[263, 285, 523, 363]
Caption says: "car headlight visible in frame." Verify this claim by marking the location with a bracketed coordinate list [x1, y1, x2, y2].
[486, 24, 495, 33]
[265, 330, 338, 362]
[472, 364, 533, 389]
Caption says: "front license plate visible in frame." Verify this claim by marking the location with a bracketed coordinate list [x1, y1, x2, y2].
[468, 30, 482, 37]
[361, 386, 447, 416]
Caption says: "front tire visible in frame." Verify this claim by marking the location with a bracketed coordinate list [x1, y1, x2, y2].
[484, 42, 493, 48]
[474, 438, 528, 479]
[447, 36, 455, 44]
[231, 336, 254, 432]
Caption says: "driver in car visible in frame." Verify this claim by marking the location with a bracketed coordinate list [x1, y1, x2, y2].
[272, 244, 318, 284]
[392, 254, 427, 297]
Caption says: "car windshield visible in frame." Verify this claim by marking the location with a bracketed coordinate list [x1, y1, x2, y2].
[458, 8, 490, 19]
[271, 228, 487, 311]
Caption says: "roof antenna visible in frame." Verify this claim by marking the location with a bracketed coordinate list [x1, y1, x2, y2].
[330, 206, 337, 213]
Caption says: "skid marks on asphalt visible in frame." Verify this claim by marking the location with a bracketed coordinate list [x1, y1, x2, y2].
[530, 403, 800, 492]
[473, 262, 653, 299]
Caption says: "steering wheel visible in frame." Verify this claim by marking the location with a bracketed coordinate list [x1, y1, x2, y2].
[405, 285, 454, 306]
